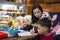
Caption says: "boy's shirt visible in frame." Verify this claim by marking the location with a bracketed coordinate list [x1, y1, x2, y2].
[34, 30, 55, 40]
[40, 33, 55, 40]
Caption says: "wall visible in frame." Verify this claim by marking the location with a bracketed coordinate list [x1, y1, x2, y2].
[27, 0, 60, 14]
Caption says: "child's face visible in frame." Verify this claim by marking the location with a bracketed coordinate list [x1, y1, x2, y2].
[35, 24, 48, 34]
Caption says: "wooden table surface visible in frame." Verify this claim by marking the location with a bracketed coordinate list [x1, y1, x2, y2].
[0, 35, 37, 40]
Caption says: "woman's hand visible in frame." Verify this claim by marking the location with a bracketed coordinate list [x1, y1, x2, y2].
[21, 22, 28, 27]
[21, 21, 31, 27]
[52, 15, 57, 21]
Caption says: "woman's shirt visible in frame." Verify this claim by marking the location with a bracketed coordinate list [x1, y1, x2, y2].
[24, 12, 50, 24]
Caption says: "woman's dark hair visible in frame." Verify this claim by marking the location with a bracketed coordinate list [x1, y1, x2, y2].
[32, 5, 43, 23]
[36, 18, 52, 30]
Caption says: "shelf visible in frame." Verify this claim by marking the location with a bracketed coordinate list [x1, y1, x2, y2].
[0, 1, 25, 6]
[0, 11, 25, 14]
[0, 21, 9, 24]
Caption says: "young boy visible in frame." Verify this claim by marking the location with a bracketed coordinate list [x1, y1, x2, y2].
[31, 18, 55, 40]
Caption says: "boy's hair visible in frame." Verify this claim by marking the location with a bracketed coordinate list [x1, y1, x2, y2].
[36, 18, 52, 29]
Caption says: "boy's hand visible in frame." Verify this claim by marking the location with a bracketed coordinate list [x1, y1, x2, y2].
[30, 29, 35, 34]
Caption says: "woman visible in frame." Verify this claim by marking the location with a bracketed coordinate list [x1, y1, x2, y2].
[21, 5, 50, 31]
[31, 5, 43, 24]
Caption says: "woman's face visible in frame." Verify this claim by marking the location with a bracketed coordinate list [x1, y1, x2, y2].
[33, 8, 42, 19]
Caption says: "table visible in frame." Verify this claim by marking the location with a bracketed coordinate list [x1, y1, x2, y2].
[0, 35, 37, 40]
